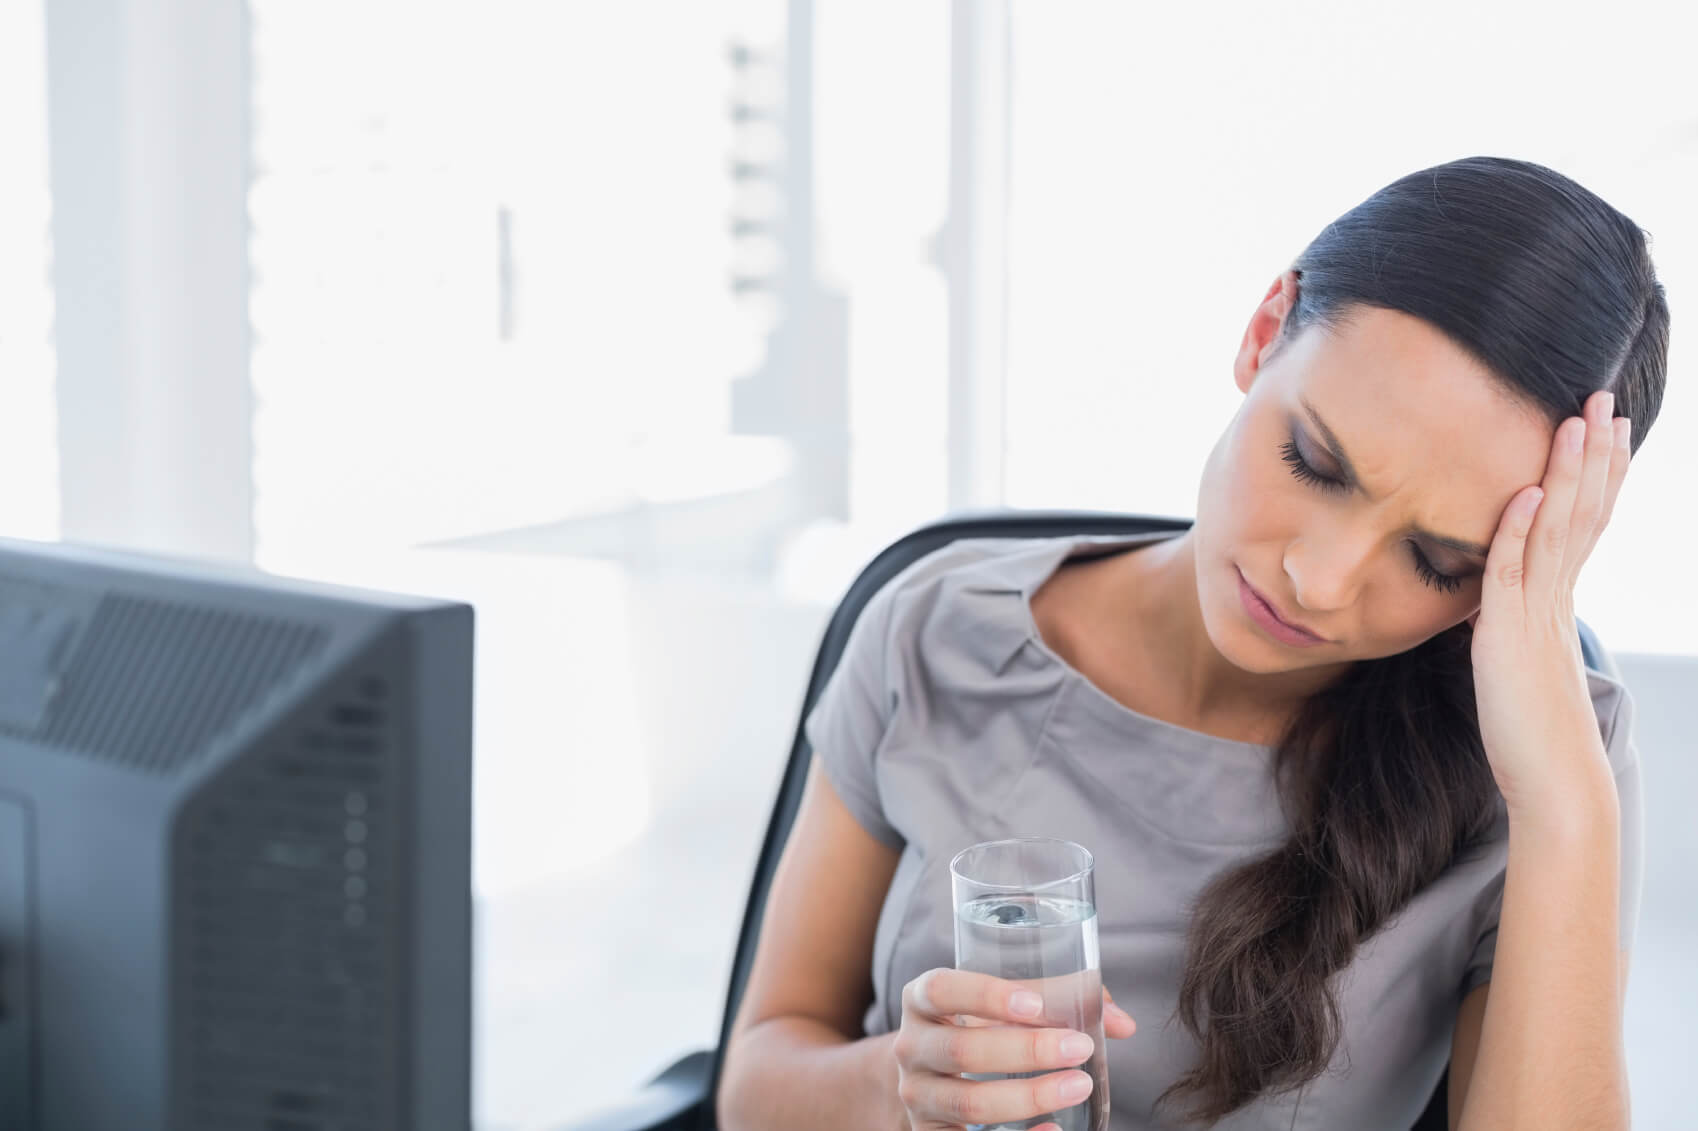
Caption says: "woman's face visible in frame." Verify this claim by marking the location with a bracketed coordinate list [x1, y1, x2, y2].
[1193, 272, 1560, 674]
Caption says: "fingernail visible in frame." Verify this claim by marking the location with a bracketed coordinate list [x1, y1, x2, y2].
[1600, 391, 1615, 418]
[1060, 1034, 1094, 1059]
[1011, 991, 1043, 1017]
[1567, 419, 1585, 453]
[1061, 1073, 1094, 1102]
[1615, 418, 1631, 449]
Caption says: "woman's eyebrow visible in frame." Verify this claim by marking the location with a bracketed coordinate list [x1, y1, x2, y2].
[1298, 395, 1492, 560]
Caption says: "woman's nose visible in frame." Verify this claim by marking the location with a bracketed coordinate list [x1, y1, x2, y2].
[1282, 529, 1375, 612]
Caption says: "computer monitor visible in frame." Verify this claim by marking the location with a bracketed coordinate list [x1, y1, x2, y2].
[0, 535, 473, 1131]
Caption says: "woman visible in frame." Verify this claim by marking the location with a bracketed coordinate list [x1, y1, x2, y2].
[716, 156, 1668, 1129]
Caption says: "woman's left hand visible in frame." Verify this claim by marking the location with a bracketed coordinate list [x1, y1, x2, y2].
[1466, 389, 1631, 818]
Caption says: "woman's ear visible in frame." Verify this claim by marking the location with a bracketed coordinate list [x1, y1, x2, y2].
[1234, 270, 1299, 395]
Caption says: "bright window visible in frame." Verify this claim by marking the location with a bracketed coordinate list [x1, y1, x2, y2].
[0, 0, 58, 541]
[248, 2, 948, 1125]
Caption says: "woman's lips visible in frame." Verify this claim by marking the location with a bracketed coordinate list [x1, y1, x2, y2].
[1236, 567, 1328, 646]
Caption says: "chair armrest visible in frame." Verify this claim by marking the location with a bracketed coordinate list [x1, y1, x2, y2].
[555, 1049, 715, 1131]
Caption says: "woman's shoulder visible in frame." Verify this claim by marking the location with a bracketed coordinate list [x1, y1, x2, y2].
[866, 534, 1064, 618]
[863, 531, 1170, 688]
[871, 530, 1171, 610]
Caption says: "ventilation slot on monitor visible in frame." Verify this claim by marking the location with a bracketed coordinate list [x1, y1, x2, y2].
[176, 661, 402, 1131]
[6, 589, 329, 773]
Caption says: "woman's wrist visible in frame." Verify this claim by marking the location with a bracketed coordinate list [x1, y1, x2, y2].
[1502, 757, 1619, 843]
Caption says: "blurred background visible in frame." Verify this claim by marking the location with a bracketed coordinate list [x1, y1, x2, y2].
[3, 1, 1693, 1127]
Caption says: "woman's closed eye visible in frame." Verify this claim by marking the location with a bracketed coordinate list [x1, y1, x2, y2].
[1278, 433, 1471, 595]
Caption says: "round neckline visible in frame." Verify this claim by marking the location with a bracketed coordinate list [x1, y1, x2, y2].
[1017, 532, 1279, 756]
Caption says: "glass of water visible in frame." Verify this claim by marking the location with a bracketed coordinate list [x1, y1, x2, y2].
[950, 837, 1108, 1131]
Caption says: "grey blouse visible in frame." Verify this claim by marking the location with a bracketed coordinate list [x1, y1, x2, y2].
[804, 531, 1643, 1130]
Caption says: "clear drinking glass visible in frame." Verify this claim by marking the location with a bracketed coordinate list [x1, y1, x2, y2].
[950, 837, 1108, 1131]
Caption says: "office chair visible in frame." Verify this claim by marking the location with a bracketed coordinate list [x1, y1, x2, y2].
[562, 509, 1620, 1131]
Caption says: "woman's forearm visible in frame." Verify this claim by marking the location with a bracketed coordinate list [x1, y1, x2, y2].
[717, 1017, 905, 1131]
[1459, 766, 1628, 1130]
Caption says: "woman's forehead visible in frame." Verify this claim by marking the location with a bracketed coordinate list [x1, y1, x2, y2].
[1280, 311, 1557, 532]
[1294, 310, 1550, 448]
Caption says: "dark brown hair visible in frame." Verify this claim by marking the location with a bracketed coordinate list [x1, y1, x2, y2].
[1156, 156, 1669, 1123]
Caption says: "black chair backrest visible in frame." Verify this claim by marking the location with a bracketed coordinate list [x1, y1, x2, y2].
[706, 509, 1614, 1126]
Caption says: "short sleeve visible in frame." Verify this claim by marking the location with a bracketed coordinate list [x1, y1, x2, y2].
[803, 571, 907, 850]
[1459, 679, 1644, 996]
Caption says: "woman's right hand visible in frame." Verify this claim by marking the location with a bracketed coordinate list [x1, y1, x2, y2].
[892, 967, 1112, 1131]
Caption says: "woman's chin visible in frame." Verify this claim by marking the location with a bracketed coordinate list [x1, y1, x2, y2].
[1198, 604, 1287, 674]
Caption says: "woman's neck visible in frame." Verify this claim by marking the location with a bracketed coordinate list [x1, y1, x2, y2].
[1101, 530, 1350, 739]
